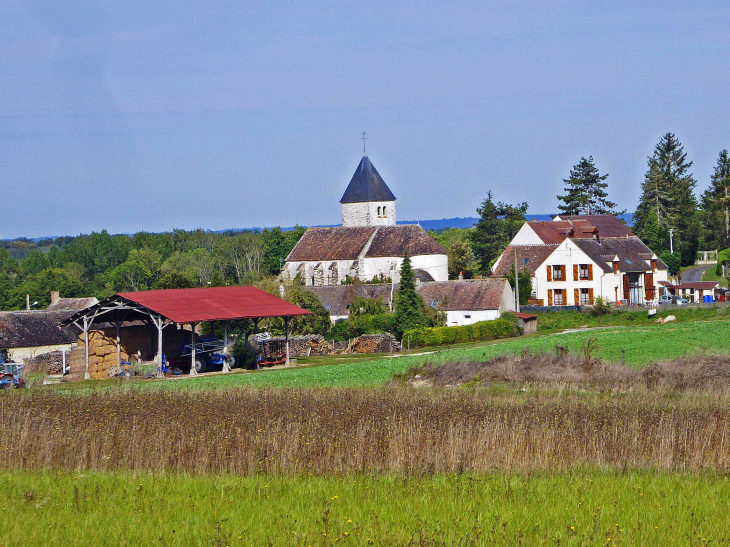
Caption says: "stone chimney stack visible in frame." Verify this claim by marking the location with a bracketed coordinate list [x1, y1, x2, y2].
[458, 272, 464, 281]
[51, 291, 60, 305]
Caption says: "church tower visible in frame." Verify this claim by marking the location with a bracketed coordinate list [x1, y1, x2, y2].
[340, 156, 397, 227]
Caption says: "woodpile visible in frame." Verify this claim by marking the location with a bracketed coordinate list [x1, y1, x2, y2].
[343, 334, 400, 354]
[260, 335, 337, 357]
[24, 351, 67, 375]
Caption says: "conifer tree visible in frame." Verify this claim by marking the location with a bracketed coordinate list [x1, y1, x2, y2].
[634, 133, 700, 266]
[700, 150, 730, 249]
[394, 251, 428, 338]
[557, 156, 623, 215]
[471, 192, 528, 274]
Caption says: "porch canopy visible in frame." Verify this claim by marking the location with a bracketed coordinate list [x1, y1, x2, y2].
[61, 286, 311, 379]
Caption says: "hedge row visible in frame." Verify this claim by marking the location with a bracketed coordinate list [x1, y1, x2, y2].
[402, 317, 518, 348]
[717, 248, 730, 277]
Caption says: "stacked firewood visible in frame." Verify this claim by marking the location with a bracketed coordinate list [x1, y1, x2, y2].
[24, 351, 67, 375]
[261, 335, 337, 357]
[343, 334, 400, 354]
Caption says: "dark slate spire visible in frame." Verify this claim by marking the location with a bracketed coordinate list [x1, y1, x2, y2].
[340, 156, 397, 204]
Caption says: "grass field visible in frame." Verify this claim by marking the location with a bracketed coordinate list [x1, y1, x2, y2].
[2, 470, 728, 546]
[703, 265, 730, 287]
[42, 319, 730, 392]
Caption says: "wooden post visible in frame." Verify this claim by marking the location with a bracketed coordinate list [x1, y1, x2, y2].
[284, 317, 290, 366]
[83, 317, 90, 380]
[222, 321, 231, 373]
[115, 321, 122, 370]
[156, 317, 165, 379]
[514, 249, 520, 313]
[189, 323, 198, 376]
[253, 318, 260, 369]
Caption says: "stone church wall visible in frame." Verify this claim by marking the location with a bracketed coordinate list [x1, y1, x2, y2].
[342, 201, 396, 227]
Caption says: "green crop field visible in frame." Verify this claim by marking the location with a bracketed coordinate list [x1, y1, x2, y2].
[2, 470, 728, 546]
[44, 319, 730, 393]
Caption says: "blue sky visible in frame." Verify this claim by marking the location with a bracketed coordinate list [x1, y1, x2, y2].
[2, 1, 729, 238]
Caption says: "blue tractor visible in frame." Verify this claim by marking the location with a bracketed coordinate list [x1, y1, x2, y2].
[179, 336, 235, 374]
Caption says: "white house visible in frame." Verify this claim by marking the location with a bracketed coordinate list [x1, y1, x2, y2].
[306, 278, 515, 326]
[283, 155, 448, 286]
[492, 215, 668, 306]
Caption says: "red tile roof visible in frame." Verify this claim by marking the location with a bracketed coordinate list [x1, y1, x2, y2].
[527, 215, 633, 244]
[491, 245, 558, 277]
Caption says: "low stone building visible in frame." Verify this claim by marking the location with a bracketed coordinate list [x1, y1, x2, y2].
[306, 278, 515, 326]
[0, 310, 79, 363]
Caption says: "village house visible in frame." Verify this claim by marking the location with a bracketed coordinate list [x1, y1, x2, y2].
[492, 215, 669, 306]
[306, 278, 515, 326]
[283, 155, 448, 286]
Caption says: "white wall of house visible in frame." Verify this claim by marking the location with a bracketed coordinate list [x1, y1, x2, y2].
[341, 201, 396, 227]
[8, 343, 74, 363]
[445, 309, 501, 326]
[532, 239, 668, 306]
[509, 223, 545, 245]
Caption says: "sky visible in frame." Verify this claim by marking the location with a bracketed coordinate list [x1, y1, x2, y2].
[2, 1, 729, 239]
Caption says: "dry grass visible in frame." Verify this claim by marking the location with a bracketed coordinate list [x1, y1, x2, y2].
[4, 386, 730, 474]
[403, 343, 730, 393]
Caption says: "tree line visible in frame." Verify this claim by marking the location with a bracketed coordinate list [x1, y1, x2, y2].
[0, 227, 305, 310]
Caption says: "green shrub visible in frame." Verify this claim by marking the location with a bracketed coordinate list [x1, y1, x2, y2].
[717, 248, 730, 277]
[402, 318, 516, 348]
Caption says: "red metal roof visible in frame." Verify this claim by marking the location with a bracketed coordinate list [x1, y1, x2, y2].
[117, 286, 312, 324]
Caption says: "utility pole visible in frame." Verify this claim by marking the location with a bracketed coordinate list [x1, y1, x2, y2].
[669, 229, 674, 254]
[514, 249, 520, 313]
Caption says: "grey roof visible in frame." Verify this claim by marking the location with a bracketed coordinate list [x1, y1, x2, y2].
[286, 225, 445, 262]
[47, 297, 99, 311]
[305, 279, 509, 316]
[0, 311, 79, 348]
[340, 156, 396, 204]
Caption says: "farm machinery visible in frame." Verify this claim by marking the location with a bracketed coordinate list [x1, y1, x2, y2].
[173, 336, 235, 374]
[0, 354, 25, 389]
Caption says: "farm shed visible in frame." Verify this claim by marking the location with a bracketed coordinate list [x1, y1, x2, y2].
[61, 286, 311, 380]
[515, 313, 538, 335]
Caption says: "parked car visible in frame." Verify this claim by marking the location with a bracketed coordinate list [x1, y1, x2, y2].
[658, 295, 688, 305]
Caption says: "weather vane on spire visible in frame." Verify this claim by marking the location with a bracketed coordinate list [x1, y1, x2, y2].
[362, 132, 367, 155]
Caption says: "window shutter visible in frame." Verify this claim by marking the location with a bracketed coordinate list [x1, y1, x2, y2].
[574, 288, 580, 305]
[588, 288, 594, 305]
[573, 265, 579, 281]
[548, 290, 553, 306]
[651, 259, 657, 272]
[547, 266, 552, 282]
[613, 261, 619, 275]
[645, 273, 655, 300]
[587, 264, 593, 280]
[623, 274, 630, 300]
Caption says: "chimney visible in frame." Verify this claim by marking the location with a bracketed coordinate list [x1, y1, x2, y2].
[51, 291, 60, 305]
[26, 294, 30, 311]
[458, 271, 464, 281]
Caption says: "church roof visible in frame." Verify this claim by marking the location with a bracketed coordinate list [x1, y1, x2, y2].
[286, 225, 445, 262]
[340, 156, 397, 204]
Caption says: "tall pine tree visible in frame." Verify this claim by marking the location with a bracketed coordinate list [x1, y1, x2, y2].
[394, 251, 429, 338]
[557, 156, 623, 215]
[633, 133, 700, 266]
[700, 150, 730, 249]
